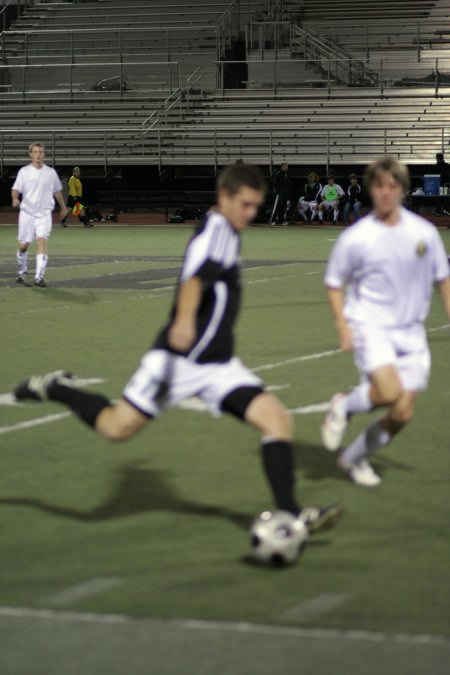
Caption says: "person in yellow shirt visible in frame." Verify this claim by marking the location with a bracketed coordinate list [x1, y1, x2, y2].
[61, 166, 83, 227]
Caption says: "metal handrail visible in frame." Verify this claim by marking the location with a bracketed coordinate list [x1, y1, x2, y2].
[164, 87, 182, 126]
[4, 24, 216, 35]
[186, 66, 203, 110]
[216, 0, 240, 60]
[291, 24, 377, 86]
[215, 56, 449, 96]
[0, 0, 30, 32]
[1, 124, 448, 175]
[142, 109, 159, 134]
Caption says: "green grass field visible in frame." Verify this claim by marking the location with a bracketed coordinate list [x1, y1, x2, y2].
[1, 224, 449, 675]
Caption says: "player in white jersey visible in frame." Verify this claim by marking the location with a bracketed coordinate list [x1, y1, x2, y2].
[321, 158, 450, 486]
[12, 142, 69, 287]
[14, 164, 342, 544]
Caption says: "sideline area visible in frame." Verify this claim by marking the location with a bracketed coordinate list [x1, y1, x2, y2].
[1, 608, 450, 675]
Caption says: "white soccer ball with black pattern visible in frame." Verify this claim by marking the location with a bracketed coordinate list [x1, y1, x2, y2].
[250, 510, 308, 565]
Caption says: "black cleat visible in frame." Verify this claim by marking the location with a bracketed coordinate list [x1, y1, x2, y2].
[298, 503, 344, 534]
[15, 371, 75, 402]
[34, 278, 47, 287]
[16, 273, 28, 284]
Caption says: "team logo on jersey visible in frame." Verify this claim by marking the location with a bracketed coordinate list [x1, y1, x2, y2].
[416, 241, 428, 257]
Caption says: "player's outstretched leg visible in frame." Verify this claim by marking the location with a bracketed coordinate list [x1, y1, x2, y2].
[15, 371, 148, 440]
[244, 392, 343, 533]
[15, 370, 111, 425]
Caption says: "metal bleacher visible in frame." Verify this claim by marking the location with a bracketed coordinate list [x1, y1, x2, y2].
[0, 0, 449, 169]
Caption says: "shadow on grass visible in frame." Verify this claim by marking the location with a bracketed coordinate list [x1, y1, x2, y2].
[31, 287, 98, 305]
[293, 440, 414, 482]
[0, 462, 253, 530]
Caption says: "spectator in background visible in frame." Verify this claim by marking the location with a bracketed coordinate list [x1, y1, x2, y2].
[318, 175, 344, 224]
[435, 152, 450, 216]
[297, 171, 322, 223]
[270, 162, 292, 226]
[343, 173, 362, 226]
[61, 166, 83, 227]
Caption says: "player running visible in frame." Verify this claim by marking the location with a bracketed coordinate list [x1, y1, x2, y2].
[321, 158, 450, 486]
[15, 163, 342, 538]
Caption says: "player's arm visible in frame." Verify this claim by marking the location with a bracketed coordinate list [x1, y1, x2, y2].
[11, 189, 20, 208]
[54, 190, 69, 217]
[326, 286, 353, 351]
[437, 277, 450, 318]
[167, 276, 202, 352]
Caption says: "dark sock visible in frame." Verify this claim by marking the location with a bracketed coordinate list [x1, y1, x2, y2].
[48, 383, 110, 428]
[261, 440, 300, 515]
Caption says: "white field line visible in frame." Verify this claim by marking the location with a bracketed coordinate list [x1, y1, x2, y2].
[428, 323, 450, 333]
[252, 349, 341, 373]
[0, 411, 71, 435]
[0, 606, 448, 646]
[279, 593, 350, 622]
[44, 579, 124, 609]
[289, 402, 330, 414]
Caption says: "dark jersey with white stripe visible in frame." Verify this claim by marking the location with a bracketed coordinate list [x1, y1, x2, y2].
[153, 211, 241, 364]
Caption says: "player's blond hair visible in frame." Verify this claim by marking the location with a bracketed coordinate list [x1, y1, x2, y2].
[364, 158, 410, 193]
[28, 141, 45, 154]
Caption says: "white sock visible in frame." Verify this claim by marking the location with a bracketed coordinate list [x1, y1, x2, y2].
[333, 209, 339, 221]
[340, 419, 391, 465]
[343, 382, 372, 415]
[319, 213, 323, 221]
[17, 250, 28, 274]
[310, 207, 316, 219]
[35, 253, 48, 280]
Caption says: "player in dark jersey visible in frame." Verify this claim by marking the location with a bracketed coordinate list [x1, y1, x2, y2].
[15, 164, 342, 535]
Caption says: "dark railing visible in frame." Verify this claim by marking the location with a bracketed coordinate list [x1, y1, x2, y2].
[1, 125, 448, 174]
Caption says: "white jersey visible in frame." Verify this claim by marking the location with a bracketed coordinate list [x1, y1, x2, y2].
[12, 163, 62, 217]
[324, 207, 449, 328]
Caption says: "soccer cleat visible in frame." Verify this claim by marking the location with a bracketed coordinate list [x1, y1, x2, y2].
[34, 278, 47, 287]
[321, 393, 349, 451]
[297, 503, 343, 534]
[16, 272, 28, 284]
[15, 370, 74, 402]
[338, 458, 381, 487]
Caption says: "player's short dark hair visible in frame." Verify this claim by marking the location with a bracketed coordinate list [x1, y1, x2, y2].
[349, 173, 358, 180]
[217, 163, 266, 196]
[436, 152, 444, 161]
[364, 157, 410, 192]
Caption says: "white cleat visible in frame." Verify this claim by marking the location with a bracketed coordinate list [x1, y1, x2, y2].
[321, 393, 349, 451]
[338, 458, 381, 487]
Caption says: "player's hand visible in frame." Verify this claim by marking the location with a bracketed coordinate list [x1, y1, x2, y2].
[12, 197, 20, 209]
[168, 319, 196, 353]
[337, 321, 353, 352]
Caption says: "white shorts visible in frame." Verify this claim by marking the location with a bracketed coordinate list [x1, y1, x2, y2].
[321, 201, 339, 210]
[123, 350, 263, 418]
[351, 322, 431, 391]
[298, 200, 318, 211]
[18, 210, 52, 244]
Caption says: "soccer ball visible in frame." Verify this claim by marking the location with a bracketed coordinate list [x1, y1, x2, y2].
[249, 510, 308, 565]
